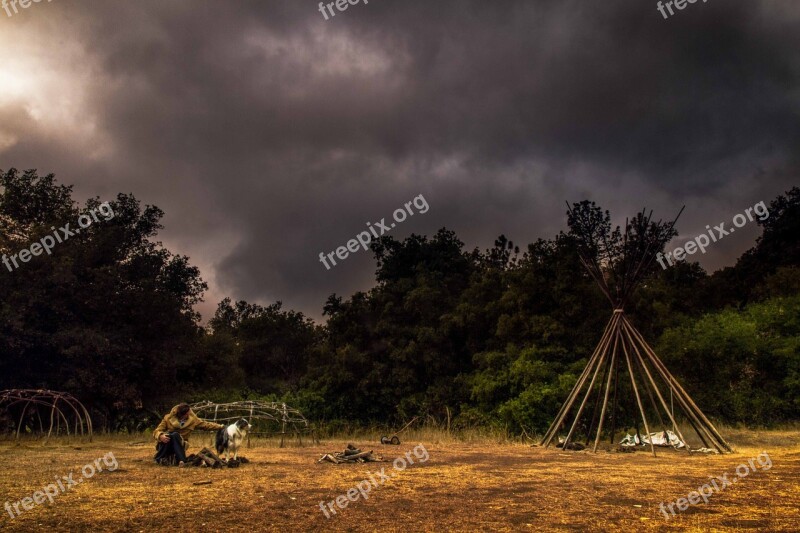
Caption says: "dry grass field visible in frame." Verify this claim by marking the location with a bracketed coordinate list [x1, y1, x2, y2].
[0, 428, 798, 532]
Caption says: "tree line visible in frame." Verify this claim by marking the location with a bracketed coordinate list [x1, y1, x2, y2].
[1, 167, 798, 432]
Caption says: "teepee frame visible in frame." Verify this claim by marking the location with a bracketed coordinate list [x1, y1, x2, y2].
[540, 203, 731, 456]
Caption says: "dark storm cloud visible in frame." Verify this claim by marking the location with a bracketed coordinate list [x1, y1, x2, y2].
[1, 0, 798, 320]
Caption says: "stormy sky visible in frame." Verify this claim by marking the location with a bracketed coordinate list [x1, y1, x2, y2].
[1, 0, 798, 321]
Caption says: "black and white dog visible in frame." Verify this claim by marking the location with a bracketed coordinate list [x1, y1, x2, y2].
[215, 418, 252, 461]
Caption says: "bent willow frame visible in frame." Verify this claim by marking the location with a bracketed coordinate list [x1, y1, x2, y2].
[191, 400, 318, 447]
[0, 389, 93, 442]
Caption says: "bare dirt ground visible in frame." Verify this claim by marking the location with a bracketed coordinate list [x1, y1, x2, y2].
[0, 429, 798, 532]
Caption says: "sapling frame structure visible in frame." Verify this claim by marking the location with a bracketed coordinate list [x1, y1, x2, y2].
[190, 400, 318, 447]
[0, 389, 93, 442]
[540, 203, 731, 456]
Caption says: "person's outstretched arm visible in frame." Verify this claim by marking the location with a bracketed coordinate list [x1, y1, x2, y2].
[197, 419, 225, 431]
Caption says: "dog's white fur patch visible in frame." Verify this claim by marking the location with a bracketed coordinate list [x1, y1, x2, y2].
[215, 419, 252, 461]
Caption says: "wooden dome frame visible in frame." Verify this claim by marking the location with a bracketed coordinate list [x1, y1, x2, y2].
[0, 389, 93, 442]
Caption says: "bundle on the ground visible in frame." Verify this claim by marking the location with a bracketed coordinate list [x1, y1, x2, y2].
[317, 443, 384, 464]
[184, 447, 250, 468]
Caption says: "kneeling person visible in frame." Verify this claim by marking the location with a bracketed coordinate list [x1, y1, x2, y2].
[153, 403, 224, 466]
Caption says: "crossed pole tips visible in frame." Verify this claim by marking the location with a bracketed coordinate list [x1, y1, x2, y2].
[540, 204, 730, 456]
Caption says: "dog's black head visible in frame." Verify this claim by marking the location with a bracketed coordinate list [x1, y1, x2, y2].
[236, 418, 251, 431]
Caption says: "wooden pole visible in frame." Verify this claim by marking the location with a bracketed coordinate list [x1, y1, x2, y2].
[620, 320, 690, 453]
[623, 317, 730, 452]
[629, 339, 666, 428]
[16, 401, 32, 442]
[624, 317, 727, 452]
[585, 351, 612, 445]
[541, 315, 616, 446]
[46, 403, 56, 442]
[542, 313, 619, 447]
[643, 350, 718, 450]
[608, 347, 621, 445]
[561, 318, 617, 450]
[75, 398, 93, 442]
[593, 327, 620, 452]
[621, 334, 656, 457]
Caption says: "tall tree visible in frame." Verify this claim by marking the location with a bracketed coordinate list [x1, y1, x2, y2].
[0, 168, 207, 428]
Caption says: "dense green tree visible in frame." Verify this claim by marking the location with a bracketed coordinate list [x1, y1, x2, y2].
[704, 187, 800, 307]
[2, 168, 798, 432]
[210, 298, 320, 394]
[656, 295, 800, 424]
[0, 168, 207, 428]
